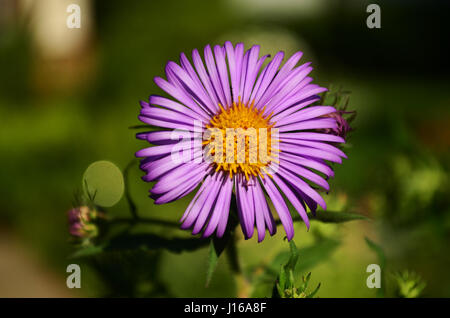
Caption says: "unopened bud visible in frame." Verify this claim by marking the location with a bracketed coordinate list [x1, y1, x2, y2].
[321, 109, 355, 139]
[67, 206, 99, 239]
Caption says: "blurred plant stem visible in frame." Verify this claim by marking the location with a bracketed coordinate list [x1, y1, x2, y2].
[225, 194, 251, 298]
[123, 159, 139, 221]
[226, 230, 250, 298]
[109, 216, 180, 228]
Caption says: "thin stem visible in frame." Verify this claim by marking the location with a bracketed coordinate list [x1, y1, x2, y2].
[109, 216, 180, 228]
[226, 230, 241, 274]
[226, 231, 251, 298]
[123, 159, 139, 220]
[226, 193, 251, 297]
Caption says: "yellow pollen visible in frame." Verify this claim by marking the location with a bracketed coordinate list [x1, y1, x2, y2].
[204, 97, 276, 180]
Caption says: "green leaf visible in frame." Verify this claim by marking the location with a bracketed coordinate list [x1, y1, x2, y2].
[306, 282, 321, 298]
[70, 233, 210, 260]
[204, 208, 239, 287]
[69, 244, 105, 259]
[205, 241, 218, 287]
[263, 237, 340, 279]
[393, 270, 426, 298]
[301, 272, 312, 292]
[205, 217, 239, 287]
[273, 239, 300, 297]
[309, 211, 369, 223]
[287, 269, 295, 290]
[365, 237, 386, 297]
[205, 237, 228, 287]
[278, 265, 287, 291]
[285, 239, 299, 271]
[82, 161, 124, 207]
[128, 124, 158, 130]
[365, 237, 386, 268]
[295, 238, 340, 273]
[280, 211, 369, 226]
[271, 240, 325, 298]
[283, 240, 299, 290]
[275, 283, 284, 298]
[106, 233, 210, 253]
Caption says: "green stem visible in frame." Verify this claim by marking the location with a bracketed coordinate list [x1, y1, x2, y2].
[123, 159, 139, 220]
[109, 216, 180, 228]
[226, 230, 241, 274]
[226, 193, 251, 297]
[227, 231, 251, 297]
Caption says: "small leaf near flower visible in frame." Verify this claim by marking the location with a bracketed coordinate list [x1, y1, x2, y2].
[310, 211, 369, 223]
[273, 240, 321, 298]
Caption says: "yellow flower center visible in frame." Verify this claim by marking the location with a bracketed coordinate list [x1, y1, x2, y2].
[204, 98, 277, 180]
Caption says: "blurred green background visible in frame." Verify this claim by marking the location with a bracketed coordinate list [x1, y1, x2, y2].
[0, 0, 449, 297]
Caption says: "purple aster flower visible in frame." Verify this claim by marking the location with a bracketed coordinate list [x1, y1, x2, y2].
[136, 42, 347, 242]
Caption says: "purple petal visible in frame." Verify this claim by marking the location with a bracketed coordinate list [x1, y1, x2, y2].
[216, 180, 233, 237]
[278, 118, 337, 133]
[248, 61, 268, 103]
[141, 106, 198, 126]
[276, 106, 337, 127]
[264, 65, 313, 113]
[138, 115, 194, 131]
[279, 143, 343, 163]
[279, 152, 335, 178]
[280, 132, 345, 143]
[148, 95, 209, 122]
[154, 169, 207, 204]
[233, 43, 245, 102]
[271, 85, 327, 116]
[281, 138, 347, 159]
[242, 45, 261, 105]
[166, 61, 216, 115]
[214, 45, 232, 107]
[224, 41, 239, 103]
[191, 49, 220, 112]
[203, 174, 233, 237]
[236, 175, 255, 239]
[292, 185, 318, 214]
[154, 76, 211, 119]
[272, 174, 310, 229]
[238, 51, 249, 101]
[257, 51, 303, 110]
[252, 51, 284, 109]
[140, 147, 202, 178]
[151, 163, 209, 195]
[254, 181, 276, 236]
[204, 45, 227, 107]
[270, 77, 314, 113]
[277, 166, 327, 210]
[179, 52, 219, 113]
[135, 140, 195, 159]
[138, 130, 188, 145]
[279, 158, 330, 190]
[180, 174, 213, 225]
[271, 95, 319, 122]
[259, 175, 294, 241]
[251, 184, 266, 242]
[252, 180, 277, 242]
[192, 173, 223, 234]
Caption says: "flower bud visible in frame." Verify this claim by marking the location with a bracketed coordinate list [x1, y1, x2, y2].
[67, 206, 99, 239]
[321, 109, 355, 139]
